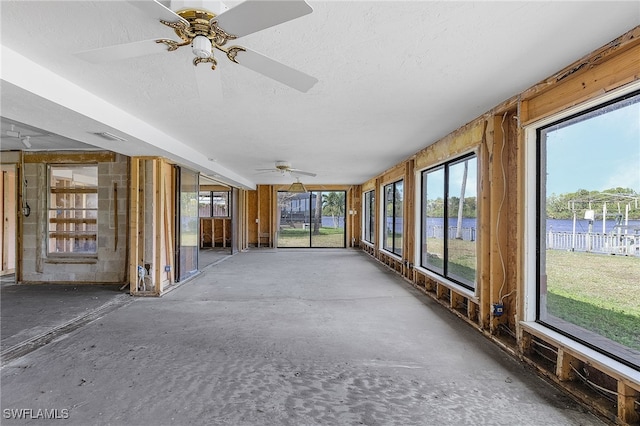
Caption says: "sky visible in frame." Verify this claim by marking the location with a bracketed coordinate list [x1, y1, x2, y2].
[544, 95, 640, 196]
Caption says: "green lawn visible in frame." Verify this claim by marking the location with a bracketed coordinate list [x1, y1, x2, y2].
[546, 250, 640, 350]
[424, 237, 477, 284]
[278, 227, 345, 248]
[423, 238, 640, 351]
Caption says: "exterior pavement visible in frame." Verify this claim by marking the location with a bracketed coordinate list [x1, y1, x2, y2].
[1, 249, 604, 425]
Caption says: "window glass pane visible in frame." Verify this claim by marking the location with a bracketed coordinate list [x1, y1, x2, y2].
[383, 184, 394, 252]
[370, 191, 375, 243]
[314, 191, 345, 248]
[447, 158, 477, 286]
[423, 167, 445, 273]
[382, 181, 403, 255]
[212, 192, 230, 217]
[277, 191, 311, 248]
[364, 191, 375, 243]
[538, 91, 640, 367]
[394, 181, 403, 256]
[364, 192, 370, 242]
[178, 168, 198, 279]
[48, 165, 98, 255]
[199, 192, 212, 217]
[50, 165, 97, 189]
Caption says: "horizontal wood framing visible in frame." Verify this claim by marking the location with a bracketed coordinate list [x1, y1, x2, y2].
[50, 188, 98, 194]
[379, 164, 405, 186]
[414, 119, 485, 170]
[24, 151, 116, 164]
[199, 184, 230, 191]
[358, 26, 640, 424]
[361, 178, 376, 193]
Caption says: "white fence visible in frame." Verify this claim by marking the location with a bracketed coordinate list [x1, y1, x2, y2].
[547, 229, 640, 256]
[427, 226, 476, 242]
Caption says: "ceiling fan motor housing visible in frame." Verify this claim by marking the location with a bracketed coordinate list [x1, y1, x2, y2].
[275, 161, 291, 171]
[192, 35, 212, 58]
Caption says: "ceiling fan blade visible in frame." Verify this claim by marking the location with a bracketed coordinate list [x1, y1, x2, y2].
[233, 48, 318, 92]
[290, 169, 316, 177]
[128, 0, 189, 26]
[215, 0, 312, 38]
[194, 62, 223, 105]
[75, 39, 170, 63]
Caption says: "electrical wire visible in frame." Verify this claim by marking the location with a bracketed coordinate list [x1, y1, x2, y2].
[20, 152, 31, 217]
[531, 346, 558, 365]
[569, 364, 617, 403]
[531, 338, 558, 354]
[497, 112, 510, 303]
[497, 322, 516, 339]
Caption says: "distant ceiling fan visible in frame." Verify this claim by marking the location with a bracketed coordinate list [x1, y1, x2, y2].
[75, 0, 318, 93]
[256, 161, 316, 177]
[4, 124, 48, 148]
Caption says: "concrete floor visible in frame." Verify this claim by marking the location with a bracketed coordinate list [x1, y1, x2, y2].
[1, 249, 603, 425]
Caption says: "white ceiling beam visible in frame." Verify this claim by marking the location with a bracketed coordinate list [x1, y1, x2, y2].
[0, 45, 256, 189]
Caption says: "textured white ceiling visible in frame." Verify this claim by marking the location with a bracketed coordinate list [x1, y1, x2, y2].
[1, 1, 639, 188]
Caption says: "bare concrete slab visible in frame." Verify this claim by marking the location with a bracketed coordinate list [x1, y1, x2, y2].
[1, 249, 603, 425]
[1, 283, 128, 351]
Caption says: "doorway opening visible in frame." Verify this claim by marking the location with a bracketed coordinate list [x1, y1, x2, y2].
[277, 190, 346, 248]
[1, 164, 17, 282]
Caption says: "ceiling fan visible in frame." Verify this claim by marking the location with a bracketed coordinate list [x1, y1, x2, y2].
[256, 161, 316, 177]
[75, 0, 318, 94]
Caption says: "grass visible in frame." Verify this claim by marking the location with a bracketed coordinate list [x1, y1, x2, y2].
[546, 293, 640, 350]
[278, 227, 345, 248]
[546, 250, 640, 350]
[424, 237, 640, 352]
[424, 237, 477, 284]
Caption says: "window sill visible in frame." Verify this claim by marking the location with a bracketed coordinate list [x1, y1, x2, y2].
[414, 266, 478, 301]
[380, 249, 403, 260]
[519, 321, 639, 383]
[45, 257, 98, 264]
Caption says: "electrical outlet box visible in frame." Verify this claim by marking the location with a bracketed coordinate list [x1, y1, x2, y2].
[492, 303, 504, 317]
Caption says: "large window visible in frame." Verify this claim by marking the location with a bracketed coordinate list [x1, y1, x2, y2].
[177, 168, 199, 281]
[277, 191, 346, 248]
[421, 154, 477, 290]
[536, 90, 640, 368]
[199, 191, 230, 217]
[363, 190, 375, 244]
[383, 180, 403, 256]
[48, 165, 98, 255]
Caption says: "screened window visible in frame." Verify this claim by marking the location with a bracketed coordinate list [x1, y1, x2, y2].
[363, 190, 375, 244]
[536, 90, 640, 368]
[48, 165, 98, 255]
[383, 180, 403, 256]
[199, 191, 230, 217]
[421, 154, 477, 289]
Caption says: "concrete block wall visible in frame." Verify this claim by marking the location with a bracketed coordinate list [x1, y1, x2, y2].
[20, 153, 129, 284]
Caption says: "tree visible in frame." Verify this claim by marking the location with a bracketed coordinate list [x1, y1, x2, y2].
[546, 188, 640, 220]
[313, 192, 322, 235]
[322, 192, 345, 228]
[455, 160, 468, 239]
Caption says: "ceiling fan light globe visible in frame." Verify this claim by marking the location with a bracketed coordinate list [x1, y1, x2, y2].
[192, 35, 212, 58]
